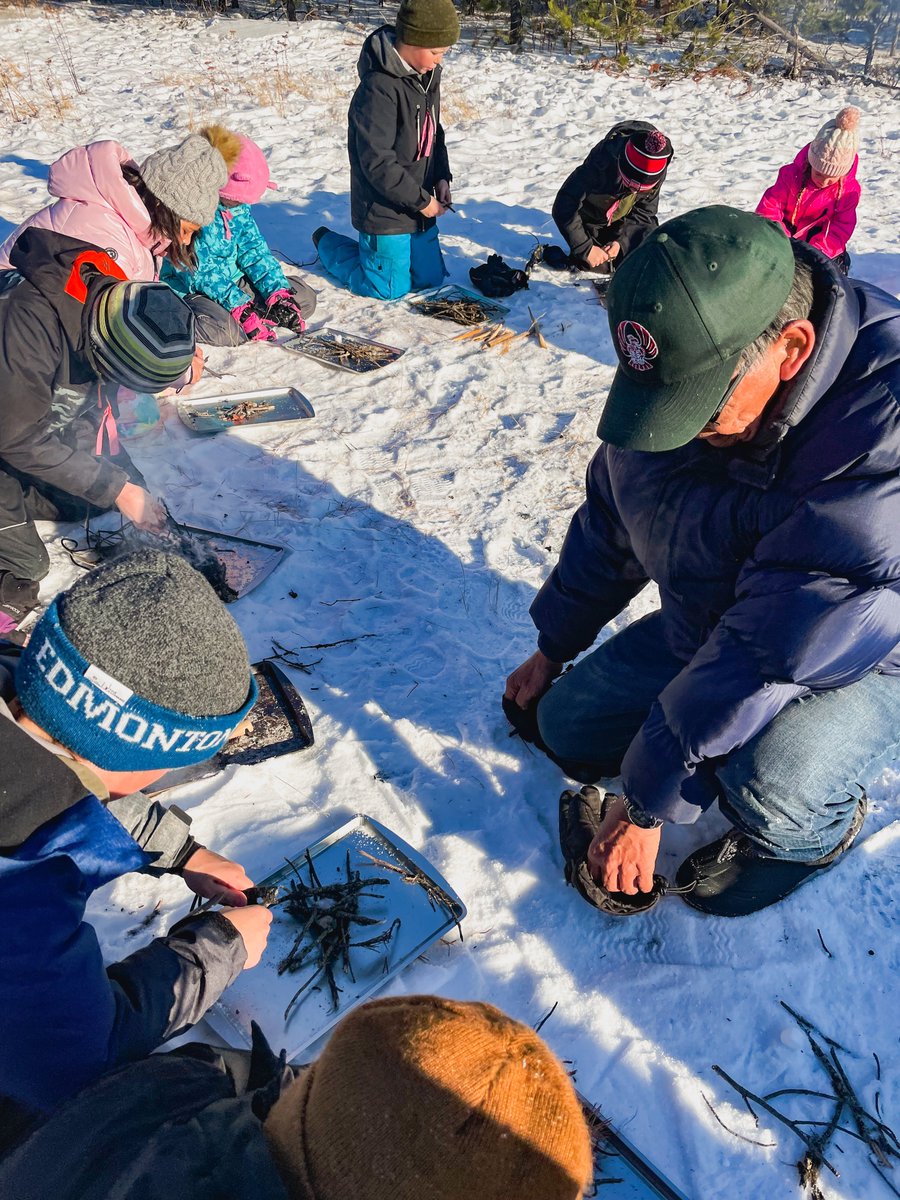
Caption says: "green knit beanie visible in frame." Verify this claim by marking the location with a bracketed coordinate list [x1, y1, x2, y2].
[395, 0, 460, 47]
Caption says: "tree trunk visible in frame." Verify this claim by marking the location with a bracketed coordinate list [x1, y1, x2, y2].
[285, 0, 296, 19]
[750, 9, 842, 75]
[788, 6, 802, 78]
[509, 0, 523, 45]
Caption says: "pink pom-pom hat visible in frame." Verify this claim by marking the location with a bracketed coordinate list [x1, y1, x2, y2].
[220, 136, 278, 205]
[808, 106, 861, 180]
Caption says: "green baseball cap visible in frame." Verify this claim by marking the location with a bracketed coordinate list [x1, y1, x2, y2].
[599, 205, 796, 452]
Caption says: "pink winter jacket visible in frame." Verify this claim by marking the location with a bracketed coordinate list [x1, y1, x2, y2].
[0, 141, 169, 279]
[756, 144, 860, 259]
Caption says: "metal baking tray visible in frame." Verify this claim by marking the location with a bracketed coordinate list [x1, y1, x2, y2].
[176, 387, 315, 433]
[281, 327, 405, 374]
[145, 660, 314, 796]
[170, 524, 289, 601]
[581, 1095, 689, 1200]
[409, 284, 510, 325]
[205, 815, 466, 1061]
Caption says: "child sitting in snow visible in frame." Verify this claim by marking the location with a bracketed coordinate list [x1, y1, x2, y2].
[313, 0, 459, 301]
[162, 129, 317, 344]
[756, 106, 861, 276]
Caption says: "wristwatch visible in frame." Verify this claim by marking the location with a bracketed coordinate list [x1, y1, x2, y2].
[622, 794, 663, 830]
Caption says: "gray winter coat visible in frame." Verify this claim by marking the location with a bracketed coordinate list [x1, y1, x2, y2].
[0, 1026, 300, 1199]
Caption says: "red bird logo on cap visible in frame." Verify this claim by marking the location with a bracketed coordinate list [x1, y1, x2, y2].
[617, 321, 658, 371]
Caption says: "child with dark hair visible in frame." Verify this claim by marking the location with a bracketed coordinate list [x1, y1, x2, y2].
[756, 106, 861, 276]
[551, 122, 673, 272]
[162, 132, 317, 345]
[0, 130, 237, 279]
[314, 0, 460, 301]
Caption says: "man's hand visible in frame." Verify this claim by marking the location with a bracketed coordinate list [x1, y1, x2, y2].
[602, 241, 621, 260]
[115, 482, 167, 531]
[504, 649, 564, 710]
[182, 848, 253, 907]
[586, 794, 661, 895]
[219, 905, 272, 969]
[420, 195, 447, 219]
[435, 179, 452, 207]
[584, 244, 610, 268]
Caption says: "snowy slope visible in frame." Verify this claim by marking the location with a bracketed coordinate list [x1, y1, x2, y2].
[2, 8, 899, 1197]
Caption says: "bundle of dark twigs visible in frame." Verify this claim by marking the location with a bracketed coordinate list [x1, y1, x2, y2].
[276, 850, 400, 1020]
[412, 296, 499, 326]
[708, 1001, 900, 1199]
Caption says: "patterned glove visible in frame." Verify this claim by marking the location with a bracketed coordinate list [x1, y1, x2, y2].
[231, 302, 277, 343]
[263, 287, 306, 334]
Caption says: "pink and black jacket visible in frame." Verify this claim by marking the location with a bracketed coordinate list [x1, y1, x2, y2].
[756, 144, 860, 260]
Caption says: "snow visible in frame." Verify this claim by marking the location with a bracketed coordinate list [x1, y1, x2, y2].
[2, 7, 899, 1197]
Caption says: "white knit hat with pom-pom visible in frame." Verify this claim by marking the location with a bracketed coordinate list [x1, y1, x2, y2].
[808, 106, 861, 179]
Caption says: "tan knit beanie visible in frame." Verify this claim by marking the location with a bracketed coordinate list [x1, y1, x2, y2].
[808, 106, 861, 179]
[264, 995, 593, 1200]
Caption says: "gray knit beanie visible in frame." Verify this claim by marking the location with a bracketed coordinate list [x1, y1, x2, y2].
[140, 134, 228, 227]
[57, 550, 250, 716]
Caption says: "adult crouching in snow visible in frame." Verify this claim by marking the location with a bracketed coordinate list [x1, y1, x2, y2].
[550, 122, 673, 273]
[162, 129, 317, 345]
[0, 551, 269, 1141]
[0, 230, 200, 641]
[0, 130, 237, 280]
[314, 0, 458, 300]
[756, 105, 861, 276]
[0, 996, 593, 1199]
[504, 206, 900, 919]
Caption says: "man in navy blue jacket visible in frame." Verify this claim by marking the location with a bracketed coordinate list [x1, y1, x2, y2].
[505, 205, 900, 918]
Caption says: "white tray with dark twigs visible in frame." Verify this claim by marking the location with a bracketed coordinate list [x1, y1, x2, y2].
[205, 815, 466, 1061]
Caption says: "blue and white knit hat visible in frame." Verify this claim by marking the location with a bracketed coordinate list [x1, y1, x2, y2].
[89, 281, 195, 393]
[16, 552, 257, 772]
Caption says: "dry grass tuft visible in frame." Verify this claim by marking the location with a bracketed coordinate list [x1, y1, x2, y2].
[0, 57, 74, 123]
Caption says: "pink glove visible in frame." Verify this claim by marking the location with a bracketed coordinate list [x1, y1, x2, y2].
[265, 288, 306, 334]
[231, 302, 277, 343]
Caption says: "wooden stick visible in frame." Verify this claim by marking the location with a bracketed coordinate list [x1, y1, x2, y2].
[528, 305, 548, 349]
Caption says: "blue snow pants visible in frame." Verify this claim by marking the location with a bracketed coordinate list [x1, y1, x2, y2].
[317, 227, 446, 300]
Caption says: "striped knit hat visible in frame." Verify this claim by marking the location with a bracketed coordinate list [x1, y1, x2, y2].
[89, 281, 195, 392]
[618, 129, 673, 192]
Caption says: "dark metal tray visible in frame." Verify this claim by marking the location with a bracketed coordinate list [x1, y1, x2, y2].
[282, 327, 405, 373]
[144, 660, 314, 796]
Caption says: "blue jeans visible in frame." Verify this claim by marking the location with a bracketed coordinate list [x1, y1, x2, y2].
[537, 613, 900, 861]
[317, 227, 446, 300]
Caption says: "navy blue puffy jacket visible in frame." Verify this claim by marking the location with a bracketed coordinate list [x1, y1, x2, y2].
[531, 255, 900, 823]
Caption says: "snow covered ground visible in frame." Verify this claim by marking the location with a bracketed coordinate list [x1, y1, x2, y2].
[2, 7, 899, 1196]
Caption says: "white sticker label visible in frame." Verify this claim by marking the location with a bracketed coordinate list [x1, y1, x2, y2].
[84, 665, 134, 707]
